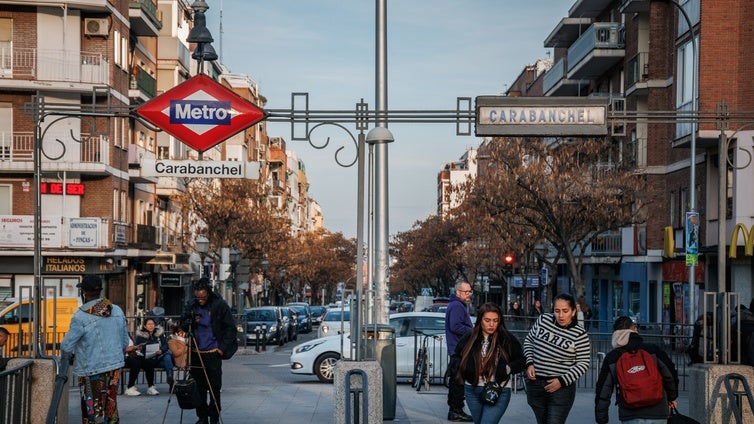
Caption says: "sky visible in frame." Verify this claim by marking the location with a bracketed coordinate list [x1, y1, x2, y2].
[206, 0, 570, 239]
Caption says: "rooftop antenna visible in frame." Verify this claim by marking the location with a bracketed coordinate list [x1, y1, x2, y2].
[219, 0, 224, 62]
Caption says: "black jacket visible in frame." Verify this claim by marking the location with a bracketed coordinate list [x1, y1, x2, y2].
[455, 330, 526, 386]
[181, 291, 238, 359]
[594, 332, 678, 423]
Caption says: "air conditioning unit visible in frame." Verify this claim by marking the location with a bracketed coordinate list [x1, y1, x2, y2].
[84, 18, 109, 37]
[117, 259, 129, 268]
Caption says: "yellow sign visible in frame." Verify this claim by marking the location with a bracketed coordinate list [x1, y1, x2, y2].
[729, 223, 754, 258]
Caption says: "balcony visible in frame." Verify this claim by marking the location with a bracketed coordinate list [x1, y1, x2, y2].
[158, 37, 191, 71]
[128, 143, 158, 183]
[626, 52, 649, 96]
[620, 0, 650, 14]
[133, 224, 159, 250]
[542, 57, 589, 96]
[588, 231, 622, 256]
[567, 23, 625, 80]
[129, 67, 157, 101]
[0, 132, 110, 171]
[129, 0, 162, 36]
[569, 0, 614, 18]
[544, 17, 592, 49]
[0, 47, 109, 88]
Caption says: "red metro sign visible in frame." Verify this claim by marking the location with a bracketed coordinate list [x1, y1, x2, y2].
[136, 74, 267, 153]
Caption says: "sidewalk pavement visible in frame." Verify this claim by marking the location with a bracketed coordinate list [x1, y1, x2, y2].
[67, 348, 689, 423]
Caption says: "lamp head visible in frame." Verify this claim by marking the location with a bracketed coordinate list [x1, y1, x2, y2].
[365, 127, 395, 144]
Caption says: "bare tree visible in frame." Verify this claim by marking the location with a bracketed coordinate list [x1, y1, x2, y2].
[461, 136, 645, 296]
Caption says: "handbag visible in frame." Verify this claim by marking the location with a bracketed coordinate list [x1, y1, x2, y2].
[173, 378, 202, 410]
[667, 406, 701, 424]
[481, 381, 503, 405]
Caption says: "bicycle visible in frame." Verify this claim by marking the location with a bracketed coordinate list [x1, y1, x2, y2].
[411, 330, 441, 392]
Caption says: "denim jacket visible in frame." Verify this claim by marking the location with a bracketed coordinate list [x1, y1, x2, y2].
[61, 298, 130, 377]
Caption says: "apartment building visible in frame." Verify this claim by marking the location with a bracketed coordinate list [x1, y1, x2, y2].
[508, 0, 754, 327]
[0, 1, 163, 316]
[436, 147, 477, 218]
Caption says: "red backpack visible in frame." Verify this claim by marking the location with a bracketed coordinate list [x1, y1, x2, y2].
[614, 348, 664, 408]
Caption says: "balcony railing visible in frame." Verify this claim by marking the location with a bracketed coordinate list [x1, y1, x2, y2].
[129, 0, 162, 31]
[0, 47, 109, 84]
[0, 132, 108, 164]
[567, 22, 625, 74]
[134, 224, 159, 249]
[627, 52, 649, 88]
[543, 57, 566, 94]
[130, 67, 157, 98]
[589, 231, 623, 256]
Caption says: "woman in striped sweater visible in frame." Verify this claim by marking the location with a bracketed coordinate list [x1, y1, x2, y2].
[523, 293, 591, 424]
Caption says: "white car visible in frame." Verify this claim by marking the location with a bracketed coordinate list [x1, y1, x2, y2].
[316, 308, 351, 338]
[290, 311, 448, 383]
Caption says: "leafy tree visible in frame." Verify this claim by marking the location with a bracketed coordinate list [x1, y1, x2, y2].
[460, 136, 645, 297]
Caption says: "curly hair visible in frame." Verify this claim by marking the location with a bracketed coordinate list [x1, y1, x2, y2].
[193, 277, 212, 292]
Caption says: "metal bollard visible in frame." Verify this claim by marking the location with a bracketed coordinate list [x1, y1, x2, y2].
[254, 325, 262, 352]
[344, 369, 368, 424]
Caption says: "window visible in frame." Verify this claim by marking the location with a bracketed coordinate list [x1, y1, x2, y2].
[113, 29, 121, 67]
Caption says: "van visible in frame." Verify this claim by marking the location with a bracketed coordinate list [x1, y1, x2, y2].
[0, 297, 79, 356]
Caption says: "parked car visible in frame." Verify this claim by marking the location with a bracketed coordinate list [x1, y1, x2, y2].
[243, 306, 287, 346]
[310, 305, 327, 325]
[422, 303, 447, 313]
[317, 308, 351, 338]
[281, 307, 299, 342]
[287, 302, 313, 333]
[290, 311, 448, 383]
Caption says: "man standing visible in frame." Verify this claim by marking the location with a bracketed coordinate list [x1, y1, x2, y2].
[61, 275, 131, 424]
[0, 326, 10, 371]
[445, 281, 474, 422]
[182, 277, 237, 424]
[595, 316, 679, 424]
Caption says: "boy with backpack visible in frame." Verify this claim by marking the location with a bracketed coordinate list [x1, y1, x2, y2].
[595, 316, 679, 424]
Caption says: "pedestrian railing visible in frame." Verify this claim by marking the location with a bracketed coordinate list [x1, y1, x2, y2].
[0, 359, 33, 424]
[507, 327, 694, 391]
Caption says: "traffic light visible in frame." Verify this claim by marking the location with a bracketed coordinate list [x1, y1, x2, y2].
[503, 254, 514, 277]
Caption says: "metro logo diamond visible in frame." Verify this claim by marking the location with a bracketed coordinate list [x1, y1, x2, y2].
[136, 74, 267, 153]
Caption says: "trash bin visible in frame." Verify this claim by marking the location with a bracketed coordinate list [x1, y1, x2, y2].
[361, 324, 396, 420]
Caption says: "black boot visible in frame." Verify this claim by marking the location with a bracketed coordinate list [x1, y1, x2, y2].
[448, 409, 472, 422]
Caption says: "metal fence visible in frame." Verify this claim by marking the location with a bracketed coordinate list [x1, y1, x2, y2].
[506, 323, 694, 392]
[0, 359, 33, 424]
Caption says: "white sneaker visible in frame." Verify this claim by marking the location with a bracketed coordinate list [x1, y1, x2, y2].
[146, 386, 160, 396]
[124, 386, 141, 396]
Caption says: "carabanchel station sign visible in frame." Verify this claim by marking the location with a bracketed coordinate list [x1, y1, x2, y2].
[475, 96, 608, 137]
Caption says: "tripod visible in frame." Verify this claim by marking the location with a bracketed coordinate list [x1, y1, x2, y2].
[162, 331, 224, 424]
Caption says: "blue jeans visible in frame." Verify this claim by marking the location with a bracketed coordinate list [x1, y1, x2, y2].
[157, 351, 174, 379]
[525, 378, 576, 424]
[464, 385, 512, 424]
[622, 420, 665, 424]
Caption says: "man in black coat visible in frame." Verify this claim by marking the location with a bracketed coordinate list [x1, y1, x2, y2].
[182, 277, 238, 424]
[595, 316, 678, 424]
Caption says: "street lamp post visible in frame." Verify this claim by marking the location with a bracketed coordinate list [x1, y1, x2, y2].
[229, 248, 242, 309]
[261, 259, 269, 306]
[196, 235, 210, 279]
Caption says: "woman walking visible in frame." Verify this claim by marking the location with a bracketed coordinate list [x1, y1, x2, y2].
[454, 302, 526, 424]
[523, 293, 591, 424]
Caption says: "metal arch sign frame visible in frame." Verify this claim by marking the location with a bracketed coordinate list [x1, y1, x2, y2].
[136, 74, 267, 153]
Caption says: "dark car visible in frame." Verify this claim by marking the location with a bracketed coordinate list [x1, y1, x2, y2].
[287, 302, 313, 333]
[310, 306, 327, 325]
[243, 307, 287, 346]
[281, 307, 299, 342]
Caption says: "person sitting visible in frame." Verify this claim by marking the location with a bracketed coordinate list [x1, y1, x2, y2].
[124, 317, 174, 396]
